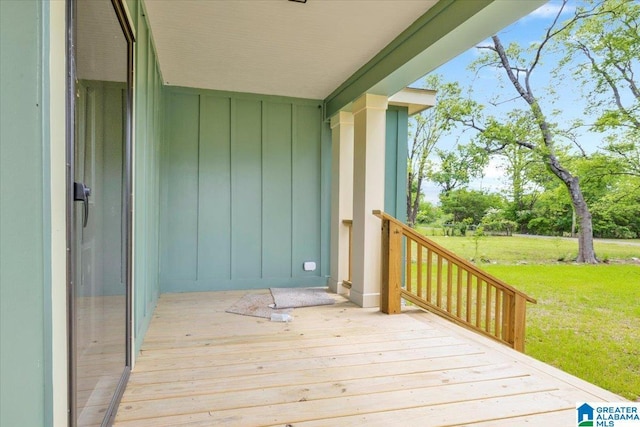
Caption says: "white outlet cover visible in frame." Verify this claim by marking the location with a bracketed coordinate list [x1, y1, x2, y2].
[303, 261, 316, 271]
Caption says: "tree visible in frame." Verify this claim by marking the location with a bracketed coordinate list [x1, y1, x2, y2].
[560, 0, 640, 177]
[498, 144, 548, 233]
[572, 154, 640, 238]
[428, 145, 487, 196]
[407, 113, 436, 227]
[439, 189, 504, 226]
[450, 2, 606, 263]
[527, 184, 574, 236]
[415, 200, 440, 225]
[406, 76, 466, 226]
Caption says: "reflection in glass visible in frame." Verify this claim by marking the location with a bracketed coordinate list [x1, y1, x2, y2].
[74, 0, 128, 424]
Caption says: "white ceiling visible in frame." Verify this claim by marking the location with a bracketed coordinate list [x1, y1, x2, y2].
[143, 0, 437, 100]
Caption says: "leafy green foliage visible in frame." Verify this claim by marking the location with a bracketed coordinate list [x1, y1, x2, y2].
[527, 185, 574, 236]
[439, 189, 504, 225]
[560, 0, 640, 176]
[407, 76, 468, 226]
[427, 145, 487, 195]
[415, 201, 441, 225]
[413, 0, 639, 252]
[480, 208, 518, 236]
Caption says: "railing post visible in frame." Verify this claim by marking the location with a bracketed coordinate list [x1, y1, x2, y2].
[513, 293, 527, 352]
[380, 219, 402, 314]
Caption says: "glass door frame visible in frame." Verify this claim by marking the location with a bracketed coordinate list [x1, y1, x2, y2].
[65, 0, 135, 425]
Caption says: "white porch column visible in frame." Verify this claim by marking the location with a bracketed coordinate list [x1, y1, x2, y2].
[351, 93, 388, 308]
[329, 111, 354, 295]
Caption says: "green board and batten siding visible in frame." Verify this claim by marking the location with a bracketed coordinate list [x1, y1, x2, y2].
[385, 107, 409, 222]
[0, 1, 49, 426]
[127, 0, 163, 353]
[160, 88, 331, 292]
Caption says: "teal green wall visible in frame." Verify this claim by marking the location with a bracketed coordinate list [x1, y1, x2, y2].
[127, 0, 163, 354]
[0, 1, 48, 426]
[160, 88, 330, 292]
[385, 107, 409, 222]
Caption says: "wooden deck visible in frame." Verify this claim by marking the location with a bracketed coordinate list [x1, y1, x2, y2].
[114, 290, 623, 426]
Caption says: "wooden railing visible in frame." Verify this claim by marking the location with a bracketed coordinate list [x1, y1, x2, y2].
[374, 210, 536, 352]
[342, 219, 353, 289]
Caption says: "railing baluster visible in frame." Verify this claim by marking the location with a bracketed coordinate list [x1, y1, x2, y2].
[373, 210, 534, 352]
[436, 255, 443, 308]
[456, 264, 462, 318]
[446, 260, 453, 312]
[406, 237, 412, 293]
[466, 272, 472, 323]
[502, 293, 514, 343]
[485, 284, 492, 333]
[475, 278, 482, 328]
[426, 248, 432, 303]
[417, 244, 423, 299]
[495, 288, 502, 339]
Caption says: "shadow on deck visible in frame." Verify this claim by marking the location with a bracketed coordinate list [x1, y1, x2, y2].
[114, 290, 622, 426]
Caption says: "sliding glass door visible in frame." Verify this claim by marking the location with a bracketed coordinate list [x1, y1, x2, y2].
[68, 0, 133, 425]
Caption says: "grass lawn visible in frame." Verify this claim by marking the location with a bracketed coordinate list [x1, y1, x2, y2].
[413, 232, 640, 400]
[415, 227, 640, 264]
[485, 264, 640, 401]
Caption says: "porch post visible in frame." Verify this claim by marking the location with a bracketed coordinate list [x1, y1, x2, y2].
[329, 111, 354, 295]
[350, 93, 388, 307]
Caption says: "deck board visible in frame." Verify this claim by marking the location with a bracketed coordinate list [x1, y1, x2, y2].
[115, 290, 624, 426]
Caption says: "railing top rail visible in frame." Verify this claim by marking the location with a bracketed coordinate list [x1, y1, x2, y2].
[373, 210, 536, 304]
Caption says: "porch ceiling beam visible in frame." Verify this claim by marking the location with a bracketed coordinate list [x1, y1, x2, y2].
[323, 0, 546, 119]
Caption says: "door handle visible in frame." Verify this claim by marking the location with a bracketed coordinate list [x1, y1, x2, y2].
[74, 182, 91, 227]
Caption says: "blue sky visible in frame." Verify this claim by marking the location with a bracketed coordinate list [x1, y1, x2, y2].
[415, 1, 603, 203]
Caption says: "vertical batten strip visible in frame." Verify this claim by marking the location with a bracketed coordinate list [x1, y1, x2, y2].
[194, 94, 202, 280]
[229, 97, 236, 280]
[290, 104, 296, 277]
[260, 100, 266, 278]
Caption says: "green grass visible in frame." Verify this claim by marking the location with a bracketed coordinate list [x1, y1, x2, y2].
[414, 227, 640, 264]
[413, 231, 640, 400]
[484, 264, 640, 401]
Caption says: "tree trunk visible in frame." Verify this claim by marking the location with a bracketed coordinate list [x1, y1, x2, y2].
[407, 171, 415, 227]
[490, 34, 598, 263]
[566, 178, 597, 263]
[410, 176, 423, 226]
